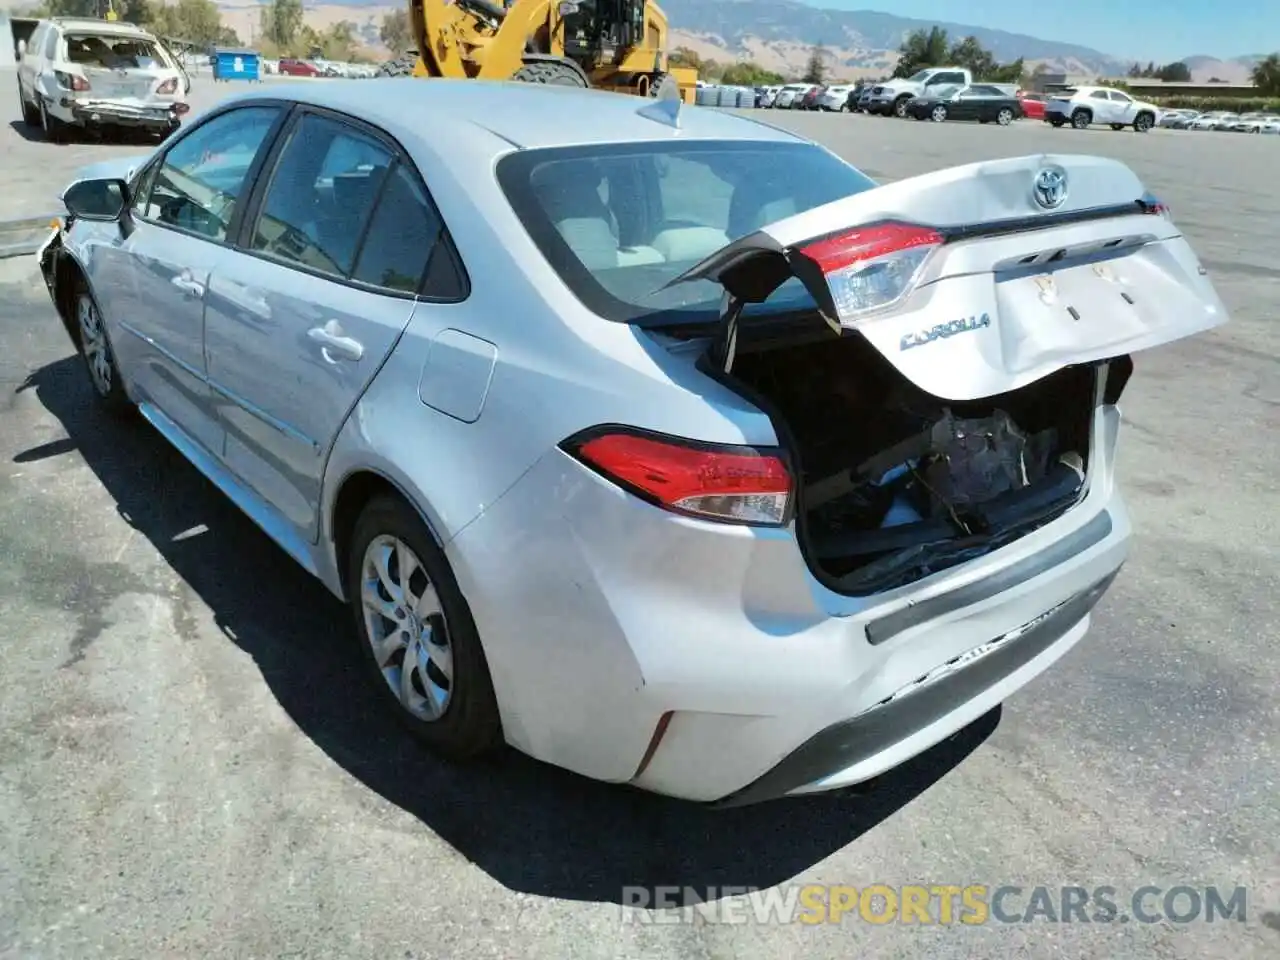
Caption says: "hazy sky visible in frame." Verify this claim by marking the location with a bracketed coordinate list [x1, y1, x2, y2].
[813, 0, 1275, 61]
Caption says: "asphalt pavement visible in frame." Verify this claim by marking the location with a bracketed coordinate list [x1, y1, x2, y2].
[1, 70, 1277, 958]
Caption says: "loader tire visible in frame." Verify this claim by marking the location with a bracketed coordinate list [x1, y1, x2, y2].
[377, 53, 419, 78]
[648, 73, 681, 99]
[512, 60, 588, 87]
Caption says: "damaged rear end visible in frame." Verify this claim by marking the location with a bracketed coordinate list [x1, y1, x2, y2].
[669, 153, 1227, 595]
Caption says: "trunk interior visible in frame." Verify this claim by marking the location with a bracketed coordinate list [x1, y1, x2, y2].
[716, 321, 1098, 595]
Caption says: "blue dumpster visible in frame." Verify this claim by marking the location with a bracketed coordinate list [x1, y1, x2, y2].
[213, 47, 261, 83]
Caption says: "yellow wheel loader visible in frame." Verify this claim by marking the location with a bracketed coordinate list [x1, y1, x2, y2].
[378, 0, 697, 102]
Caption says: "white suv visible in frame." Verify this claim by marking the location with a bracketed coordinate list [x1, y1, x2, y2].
[1044, 85, 1160, 132]
[16, 17, 190, 142]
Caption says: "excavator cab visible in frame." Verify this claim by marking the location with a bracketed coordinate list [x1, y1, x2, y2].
[381, 0, 697, 101]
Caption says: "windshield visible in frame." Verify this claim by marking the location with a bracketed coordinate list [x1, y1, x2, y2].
[497, 140, 877, 325]
[66, 33, 168, 70]
[906, 70, 933, 83]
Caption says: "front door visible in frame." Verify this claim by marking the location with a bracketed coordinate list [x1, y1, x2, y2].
[110, 104, 284, 455]
[204, 110, 459, 539]
[1109, 91, 1137, 124]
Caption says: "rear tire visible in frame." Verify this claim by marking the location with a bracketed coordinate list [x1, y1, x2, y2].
[1110, 123, 1125, 131]
[512, 59, 588, 87]
[376, 52, 419, 77]
[647, 72, 680, 99]
[930, 104, 948, 122]
[347, 495, 503, 761]
[39, 99, 65, 143]
[1071, 108, 1091, 129]
[996, 108, 1014, 125]
[18, 83, 39, 126]
[1050, 119, 1065, 128]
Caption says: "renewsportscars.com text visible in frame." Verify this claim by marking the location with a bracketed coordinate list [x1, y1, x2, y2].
[619, 884, 1249, 926]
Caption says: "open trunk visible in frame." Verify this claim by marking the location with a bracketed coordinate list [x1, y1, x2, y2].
[668, 153, 1227, 595]
[719, 323, 1105, 594]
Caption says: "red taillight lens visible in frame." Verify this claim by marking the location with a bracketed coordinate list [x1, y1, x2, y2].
[56, 70, 89, 92]
[796, 221, 942, 323]
[1140, 194, 1172, 219]
[157, 77, 178, 95]
[566, 428, 793, 526]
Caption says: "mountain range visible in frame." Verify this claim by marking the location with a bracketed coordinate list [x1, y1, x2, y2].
[208, 0, 1263, 83]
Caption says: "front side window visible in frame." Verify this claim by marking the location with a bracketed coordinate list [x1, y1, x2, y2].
[498, 140, 878, 325]
[249, 113, 394, 279]
[137, 105, 281, 241]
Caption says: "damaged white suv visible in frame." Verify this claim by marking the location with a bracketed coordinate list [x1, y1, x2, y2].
[16, 17, 190, 142]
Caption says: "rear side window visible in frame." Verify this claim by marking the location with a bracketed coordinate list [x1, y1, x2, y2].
[250, 113, 393, 278]
[497, 140, 877, 325]
[42, 27, 59, 60]
[351, 162, 462, 296]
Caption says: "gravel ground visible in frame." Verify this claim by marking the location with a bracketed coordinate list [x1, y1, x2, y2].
[1, 70, 1277, 959]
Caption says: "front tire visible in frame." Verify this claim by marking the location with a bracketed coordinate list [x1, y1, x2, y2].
[893, 96, 911, 118]
[513, 59, 588, 87]
[347, 495, 503, 760]
[1133, 111, 1154, 133]
[73, 281, 131, 416]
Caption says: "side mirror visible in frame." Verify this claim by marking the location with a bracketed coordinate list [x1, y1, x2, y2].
[63, 178, 129, 222]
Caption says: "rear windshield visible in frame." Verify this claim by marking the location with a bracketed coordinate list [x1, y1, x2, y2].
[496, 140, 877, 325]
[66, 34, 166, 70]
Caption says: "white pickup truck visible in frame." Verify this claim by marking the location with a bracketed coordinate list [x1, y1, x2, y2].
[864, 66, 973, 117]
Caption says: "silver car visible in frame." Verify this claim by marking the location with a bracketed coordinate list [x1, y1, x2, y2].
[37, 80, 1228, 806]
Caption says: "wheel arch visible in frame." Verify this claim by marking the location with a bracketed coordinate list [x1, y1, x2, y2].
[48, 246, 90, 352]
[327, 467, 448, 602]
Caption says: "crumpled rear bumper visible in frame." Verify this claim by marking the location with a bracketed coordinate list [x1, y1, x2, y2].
[68, 99, 177, 128]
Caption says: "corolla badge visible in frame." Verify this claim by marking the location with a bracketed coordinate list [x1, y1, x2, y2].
[900, 313, 991, 351]
[1032, 165, 1068, 209]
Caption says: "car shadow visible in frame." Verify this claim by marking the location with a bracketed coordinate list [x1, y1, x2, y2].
[16, 354, 1002, 905]
[7, 119, 49, 143]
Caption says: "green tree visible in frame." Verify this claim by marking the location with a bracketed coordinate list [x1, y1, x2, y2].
[894, 26, 949, 78]
[260, 0, 304, 50]
[802, 44, 827, 84]
[151, 0, 225, 46]
[380, 9, 412, 55]
[720, 62, 784, 86]
[947, 35, 998, 78]
[1251, 53, 1280, 96]
[1155, 61, 1191, 82]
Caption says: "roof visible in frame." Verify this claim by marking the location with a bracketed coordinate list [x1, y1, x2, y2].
[220, 78, 805, 152]
[50, 17, 152, 37]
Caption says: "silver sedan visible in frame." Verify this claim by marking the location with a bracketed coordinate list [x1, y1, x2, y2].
[37, 79, 1229, 806]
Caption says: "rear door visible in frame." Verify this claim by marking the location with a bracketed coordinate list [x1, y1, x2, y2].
[204, 108, 465, 539]
[670, 153, 1228, 401]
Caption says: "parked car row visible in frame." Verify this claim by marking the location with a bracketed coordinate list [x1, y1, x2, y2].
[1158, 108, 1280, 133]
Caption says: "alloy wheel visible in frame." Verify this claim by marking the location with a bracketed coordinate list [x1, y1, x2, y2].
[997, 109, 1013, 125]
[931, 105, 947, 122]
[77, 293, 113, 397]
[360, 534, 454, 721]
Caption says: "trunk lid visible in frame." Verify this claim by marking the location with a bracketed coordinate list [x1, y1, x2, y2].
[81, 65, 162, 99]
[669, 153, 1227, 400]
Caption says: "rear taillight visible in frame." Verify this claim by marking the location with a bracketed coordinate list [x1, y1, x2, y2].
[1139, 193, 1172, 219]
[796, 221, 942, 323]
[55, 70, 89, 92]
[156, 77, 178, 94]
[564, 427, 793, 526]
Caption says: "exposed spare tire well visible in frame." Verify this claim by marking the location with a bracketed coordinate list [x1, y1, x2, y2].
[698, 320, 1104, 596]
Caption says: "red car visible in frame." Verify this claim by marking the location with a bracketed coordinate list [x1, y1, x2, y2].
[798, 85, 824, 110]
[1016, 91, 1046, 120]
[278, 58, 320, 77]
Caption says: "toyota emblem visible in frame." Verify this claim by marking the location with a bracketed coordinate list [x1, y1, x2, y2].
[1033, 166, 1068, 209]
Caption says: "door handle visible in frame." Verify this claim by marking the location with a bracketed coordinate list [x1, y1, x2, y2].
[307, 321, 364, 363]
[171, 274, 204, 299]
